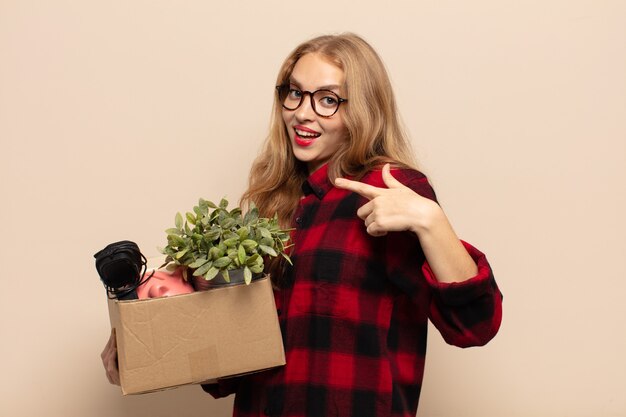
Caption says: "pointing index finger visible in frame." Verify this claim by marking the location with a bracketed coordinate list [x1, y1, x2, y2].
[334, 177, 382, 200]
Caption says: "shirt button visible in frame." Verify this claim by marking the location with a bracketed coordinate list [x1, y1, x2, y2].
[295, 217, 302, 225]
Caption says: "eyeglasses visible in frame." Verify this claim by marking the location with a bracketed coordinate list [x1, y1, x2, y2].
[276, 85, 347, 117]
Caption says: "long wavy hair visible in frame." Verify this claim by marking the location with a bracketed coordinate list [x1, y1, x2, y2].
[240, 33, 418, 282]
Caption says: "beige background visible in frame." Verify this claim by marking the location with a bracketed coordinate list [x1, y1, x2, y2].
[1, 1, 625, 416]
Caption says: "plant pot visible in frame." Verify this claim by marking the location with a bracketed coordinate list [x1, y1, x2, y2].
[191, 268, 264, 291]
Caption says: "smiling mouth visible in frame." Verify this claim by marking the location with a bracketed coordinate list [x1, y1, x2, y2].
[294, 128, 321, 139]
[293, 127, 321, 147]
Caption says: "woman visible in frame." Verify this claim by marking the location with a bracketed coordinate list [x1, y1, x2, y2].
[102, 33, 502, 417]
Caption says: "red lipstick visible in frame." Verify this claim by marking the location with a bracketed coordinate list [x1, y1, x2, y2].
[294, 125, 320, 147]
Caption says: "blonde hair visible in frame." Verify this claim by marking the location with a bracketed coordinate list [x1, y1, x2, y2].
[242, 32, 417, 221]
[241, 33, 418, 283]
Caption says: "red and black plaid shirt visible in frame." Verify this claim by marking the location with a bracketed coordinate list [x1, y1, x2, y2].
[203, 164, 503, 417]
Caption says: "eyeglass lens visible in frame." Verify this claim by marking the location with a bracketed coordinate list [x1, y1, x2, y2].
[278, 86, 341, 117]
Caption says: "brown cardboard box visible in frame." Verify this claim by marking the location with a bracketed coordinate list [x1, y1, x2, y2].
[107, 275, 285, 395]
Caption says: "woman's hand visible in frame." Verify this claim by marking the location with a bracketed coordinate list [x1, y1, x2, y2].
[334, 163, 478, 283]
[101, 328, 120, 385]
[334, 163, 441, 237]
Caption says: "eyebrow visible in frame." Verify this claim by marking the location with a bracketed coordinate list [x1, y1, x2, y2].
[288, 77, 341, 92]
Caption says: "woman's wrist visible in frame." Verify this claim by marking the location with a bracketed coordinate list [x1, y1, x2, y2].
[409, 198, 444, 237]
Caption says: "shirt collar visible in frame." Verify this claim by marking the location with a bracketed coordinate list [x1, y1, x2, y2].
[301, 163, 333, 199]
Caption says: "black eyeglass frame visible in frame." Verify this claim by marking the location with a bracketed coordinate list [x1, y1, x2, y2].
[276, 85, 348, 118]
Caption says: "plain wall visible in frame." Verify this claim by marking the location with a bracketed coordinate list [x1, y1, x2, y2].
[1, 1, 625, 416]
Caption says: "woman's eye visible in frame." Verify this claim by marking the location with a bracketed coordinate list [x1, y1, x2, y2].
[320, 96, 338, 107]
[288, 89, 302, 99]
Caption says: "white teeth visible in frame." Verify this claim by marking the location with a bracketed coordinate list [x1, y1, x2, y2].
[295, 129, 320, 138]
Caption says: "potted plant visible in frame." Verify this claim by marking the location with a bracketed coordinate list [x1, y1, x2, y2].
[159, 198, 292, 289]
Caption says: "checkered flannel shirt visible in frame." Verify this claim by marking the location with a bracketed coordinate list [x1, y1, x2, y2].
[203, 163, 503, 417]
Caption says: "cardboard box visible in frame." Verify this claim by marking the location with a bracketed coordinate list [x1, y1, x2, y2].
[107, 275, 285, 395]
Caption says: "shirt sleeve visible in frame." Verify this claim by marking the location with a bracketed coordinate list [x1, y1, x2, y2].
[423, 240, 503, 347]
[383, 169, 503, 348]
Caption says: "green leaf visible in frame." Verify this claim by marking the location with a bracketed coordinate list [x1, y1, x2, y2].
[188, 257, 209, 269]
[244, 266, 252, 285]
[165, 228, 182, 236]
[209, 246, 223, 260]
[180, 253, 194, 265]
[174, 248, 189, 259]
[245, 253, 260, 266]
[175, 212, 183, 229]
[213, 256, 232, 269]
[236, 227, 249, 239]
[241, 239, 258, 250]
[205, 229, 221, 241]
[221, 269, 231, 282]
[165, 262, 178, 272]
[219, 198, 229, 209]
[161, 246, 175, 257]
[281, 252, 293, 266]
[201, 198, 217, 210]
[259, 244, 277, 257]
[259, 227, 272, 240]
[204, 266, 220, 280]
[260, 237, 273, 247]
[223, 237, 239, 247]
[238, 244, 246, 265]
[186, 212, 196, 225]
[167, 235, 186, 247]
[244, 204, 259, 224]
[223, 231, 239, 240]
[220, 218, 236, 229]
[250, 264, 263, 274]
[193, 260, 213, 276]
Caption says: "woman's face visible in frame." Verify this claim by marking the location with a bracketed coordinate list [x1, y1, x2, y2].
[282, 53, 348, 174]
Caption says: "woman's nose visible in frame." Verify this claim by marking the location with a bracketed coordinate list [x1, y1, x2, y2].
[295, 93, 315, 121]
